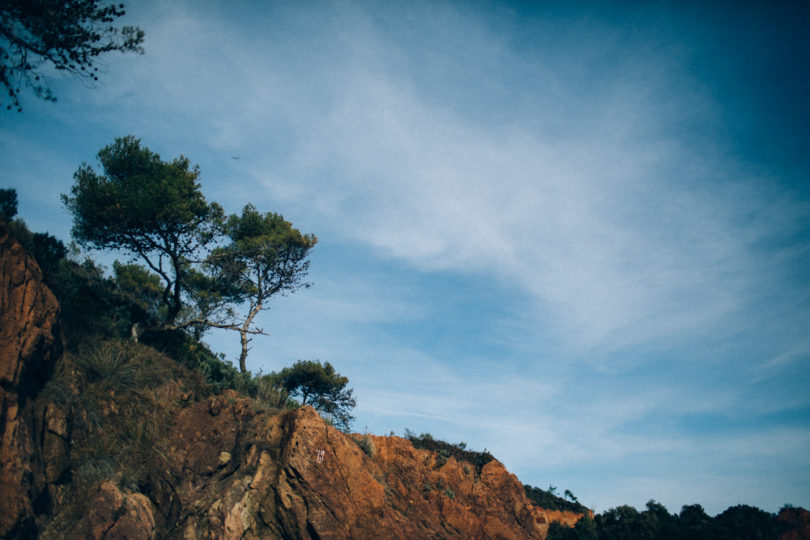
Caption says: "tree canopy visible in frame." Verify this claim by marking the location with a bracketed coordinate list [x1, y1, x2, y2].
[278, 360, 356, 431]
[209, 204, 317, 372]
[0, 188, 18, 221]
[62, 135, 224, 328]
[62, 136, 316, 372]
[0, 0, 144, 111]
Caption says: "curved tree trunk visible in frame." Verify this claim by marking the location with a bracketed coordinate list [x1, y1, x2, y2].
[239, 328, 249, 373]
[238, 300, 262, 373]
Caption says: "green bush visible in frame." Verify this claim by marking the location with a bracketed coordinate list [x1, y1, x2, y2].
[277, 360, 356, 431]
[141, 329, 238, 390]
[546, 515, 598, 540]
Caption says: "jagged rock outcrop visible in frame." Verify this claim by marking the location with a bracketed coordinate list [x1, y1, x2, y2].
[535, 509, 590, 528]
[164, 397, 551, 539]
[0, 222, 61, 538]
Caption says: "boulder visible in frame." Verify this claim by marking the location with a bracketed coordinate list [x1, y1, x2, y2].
[74, 481, 157, 540]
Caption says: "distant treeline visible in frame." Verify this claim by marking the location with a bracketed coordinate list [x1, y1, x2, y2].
[540, 498, 798, 540]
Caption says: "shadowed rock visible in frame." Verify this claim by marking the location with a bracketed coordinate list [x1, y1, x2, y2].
[0, 222, 61, 538]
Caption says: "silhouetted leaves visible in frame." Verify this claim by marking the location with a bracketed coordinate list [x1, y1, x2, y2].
[0, 0, 144, 111]
[62, 135, 224, 327]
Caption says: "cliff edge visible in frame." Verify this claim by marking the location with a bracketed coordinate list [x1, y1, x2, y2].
[0, 222, 572, 539]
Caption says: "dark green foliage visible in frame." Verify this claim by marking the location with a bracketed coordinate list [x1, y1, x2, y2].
[0, 188, 18, 220]
[30, 231, 68, 280]
[3, 205, 132, 344]
[0, 0, 144, 111]
[595, 504, 656, 540]
[113, 261, 163, 323]
[47, 256, 142, 347]
[1, 190, 66, 281]
[578, 500, 789, 540]
[8, 207, 170, 348]
[435, 448, 451, 467]
[140, 328, 238, 391]
[546, 522, 569, 540]
[547, 515, 598, 540]
[277, 360, 356, 431]
[62, 135, 224, 327]
[713, 504, 786, 540]
[642, 500, 681, 540]
[525, 484, 588, 514]
[678, 504, 713, 540]
[405, 430, 495, 473]
[7, 217, 33, 248]
[62, 138, 317, 371]
[209, 204, 317, 372]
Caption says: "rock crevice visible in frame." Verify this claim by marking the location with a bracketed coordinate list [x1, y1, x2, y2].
[0, 223, 61, 538]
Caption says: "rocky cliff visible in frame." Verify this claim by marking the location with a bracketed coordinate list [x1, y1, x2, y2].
[150, 394, 557, 539]
[0, 223, 578, 539]
[0, 222, 61, 538]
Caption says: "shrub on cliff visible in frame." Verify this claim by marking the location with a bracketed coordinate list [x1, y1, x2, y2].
[277, 360, 356, 431]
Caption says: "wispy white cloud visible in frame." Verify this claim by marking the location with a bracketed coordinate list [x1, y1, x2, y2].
[78, 2, 805, 360]
[280, 46, 784, 354]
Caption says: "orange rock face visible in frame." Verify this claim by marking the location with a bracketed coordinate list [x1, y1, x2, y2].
[0, 222, 580, 538]
[534, 508, 589, 527]
[0, 223, 61, 538]
[74, 482, 157, 540]
[168, 402, 549, 539]
[0, 223, 60, 389]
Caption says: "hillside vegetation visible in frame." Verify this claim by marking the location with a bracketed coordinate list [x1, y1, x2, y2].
[2, 184, 807, 538]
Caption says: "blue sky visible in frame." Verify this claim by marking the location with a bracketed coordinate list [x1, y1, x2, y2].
[2, 0, 809, 516]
